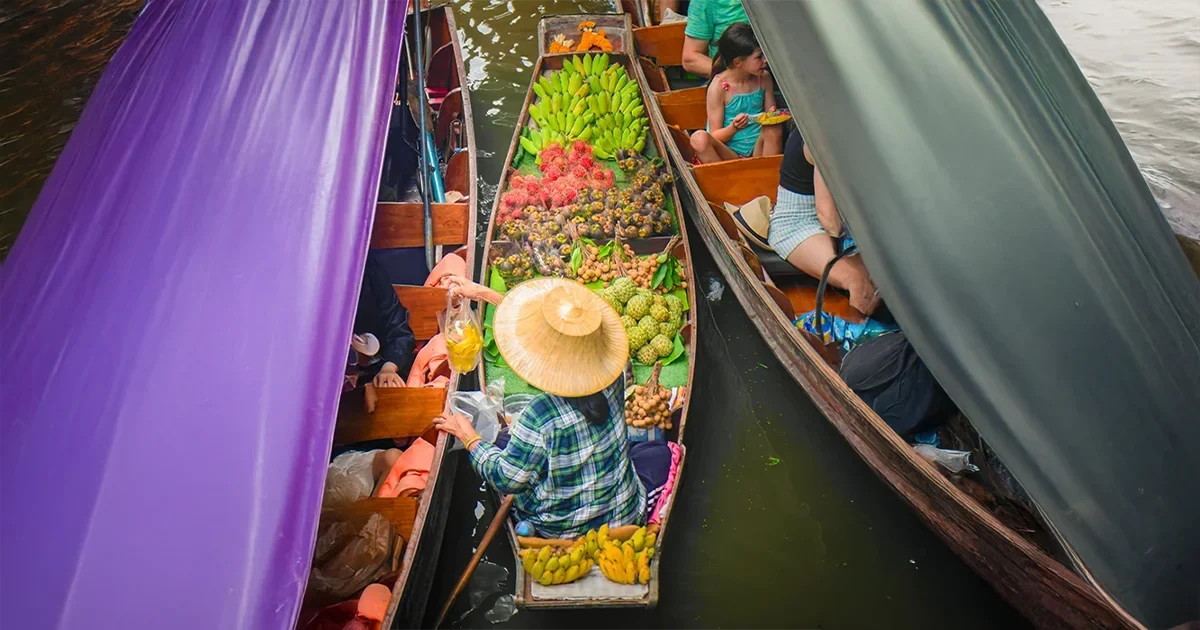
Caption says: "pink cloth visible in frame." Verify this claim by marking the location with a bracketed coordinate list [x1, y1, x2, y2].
[424, 251, 467, 288]
[650, 441, 683, 524]
[377, 438, 435, 498]
[406, 334, 451, 388]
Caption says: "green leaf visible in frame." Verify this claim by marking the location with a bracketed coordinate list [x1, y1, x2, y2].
[668, 287, 689, 310]
[570, 246, 583, 274]
[488, 268, 508, 294]
[585, 280, 606, 292]
[662, 333, 686, 365]
[651, 260, 669, 289]
[656, 252, 668, 263]
[597, 241, 613, 258]
[484, 303, 496, 328]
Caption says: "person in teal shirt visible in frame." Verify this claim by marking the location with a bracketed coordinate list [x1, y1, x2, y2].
[682, 0, 749, 77]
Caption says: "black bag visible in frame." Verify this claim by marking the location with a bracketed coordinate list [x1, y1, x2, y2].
[838, 332, 953, 436]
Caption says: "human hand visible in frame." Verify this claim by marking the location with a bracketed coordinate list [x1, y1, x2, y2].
[441, 274, 486, 301]
[432, 413, 476, 443]
[373, 363, 405, 388]
[732, 113, 750, 129]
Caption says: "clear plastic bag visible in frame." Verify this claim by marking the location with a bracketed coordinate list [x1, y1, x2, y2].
[442, 292, 483, 374]
[309, 513, 395, 600]
[914, 444, 980, 474]
[447, 377, 506, 451]
[322, 450, 380, 509]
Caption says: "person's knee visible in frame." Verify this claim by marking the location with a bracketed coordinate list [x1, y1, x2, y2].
[763, 124, 783, 140]
[690, 131, 712, 152]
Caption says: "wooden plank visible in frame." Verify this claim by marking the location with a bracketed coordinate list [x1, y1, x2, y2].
[334, 386, 447, 446]
[428, 42, 459, 96]
[692, 155, 783, 207]
[394, 285, 448, 341]
[321, 496, 420, 542]
[639, 56, 669, 93]
[371, 202, 468, 250]
[435, 89, 465, 153]
[444, 149, 471, 199]
[633, 22, 686, 67]
[655, 86, 706, 131]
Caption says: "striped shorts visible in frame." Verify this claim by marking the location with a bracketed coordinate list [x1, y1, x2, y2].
[768, 187, 823, 259]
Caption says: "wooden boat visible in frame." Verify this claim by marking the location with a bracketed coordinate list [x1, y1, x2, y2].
[478, 13, 697, 609]
[301, 6, 478, 629]
[607, 9, 1161, 629]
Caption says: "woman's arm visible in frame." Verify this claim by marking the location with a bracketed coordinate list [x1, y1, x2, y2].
[441, 275, 504, 306]
[813, 165, 843, 237]
[706, 81, 742, 144]
[432, 408, 547, 494]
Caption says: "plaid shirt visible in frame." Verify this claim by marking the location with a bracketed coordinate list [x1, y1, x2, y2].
[468, 378, 646, 538]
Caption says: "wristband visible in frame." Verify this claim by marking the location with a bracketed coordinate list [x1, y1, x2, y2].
[464, 434, 482, 450]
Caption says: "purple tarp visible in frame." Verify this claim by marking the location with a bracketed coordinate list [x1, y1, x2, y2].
[0, 1, 406, 628]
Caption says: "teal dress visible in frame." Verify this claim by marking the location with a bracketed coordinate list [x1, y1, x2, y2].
[706, 76, 764, 157]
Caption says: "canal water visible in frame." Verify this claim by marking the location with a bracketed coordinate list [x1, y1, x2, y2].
[3, 1, 1196, 627]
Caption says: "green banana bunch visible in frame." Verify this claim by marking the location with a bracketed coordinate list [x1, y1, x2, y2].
[523, 54, 650, 159]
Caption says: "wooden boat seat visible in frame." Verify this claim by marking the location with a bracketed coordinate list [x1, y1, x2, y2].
[435, 89, 466, 154]
[656, 86, 707, 131]
[426, 42, 460, 108]
[633, 21, 687, 67]
[691, 154, 783, 207]
[320, 495, 419, 543]
[333, 286, 451, 444]
[371, 202, 469, 250]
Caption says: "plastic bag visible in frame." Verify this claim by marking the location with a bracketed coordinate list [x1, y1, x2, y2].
[446, 377, 506, 451]
[322, 450, 381, 509]
[914, 444, 980, 474]
[442, 292, 483, 374]
[309, 513, 396, 601]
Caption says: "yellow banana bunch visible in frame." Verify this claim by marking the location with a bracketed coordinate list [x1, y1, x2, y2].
[520, 539, 594, 586]
[595, 526, 655, 585]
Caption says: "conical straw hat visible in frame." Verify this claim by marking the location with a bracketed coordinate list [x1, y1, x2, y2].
[493, 278, 629, 397]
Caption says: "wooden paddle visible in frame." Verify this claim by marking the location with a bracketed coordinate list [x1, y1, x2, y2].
[433, 494, 515, 629]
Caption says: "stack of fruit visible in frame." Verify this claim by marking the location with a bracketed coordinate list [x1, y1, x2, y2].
[627, 362, 673, 430]
[598, 278, 684, 365]
[597, 526, 656, 585]
[520, 542, 595, 586]
[523, 53, 648, 160]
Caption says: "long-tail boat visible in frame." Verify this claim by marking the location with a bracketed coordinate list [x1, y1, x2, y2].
[608, 2, 1200, 628]
[477, 14, 697, 609]
[302, 5, 479, 629]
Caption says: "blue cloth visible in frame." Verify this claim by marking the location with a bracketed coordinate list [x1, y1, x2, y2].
[795, 311, 899, 354]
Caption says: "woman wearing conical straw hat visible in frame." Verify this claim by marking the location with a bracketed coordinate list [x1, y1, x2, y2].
[434, 275, 670, 538]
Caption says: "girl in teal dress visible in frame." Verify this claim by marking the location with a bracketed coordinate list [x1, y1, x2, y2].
[690, 23, 784, 164]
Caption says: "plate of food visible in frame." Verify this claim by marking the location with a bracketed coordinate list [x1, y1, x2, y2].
[752, 109, 792, 126]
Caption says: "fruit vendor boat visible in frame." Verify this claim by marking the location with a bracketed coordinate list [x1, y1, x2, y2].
[478, 16, 697, 609]
[301, 5, 480, 629]
[607, 3, 1198, 628]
